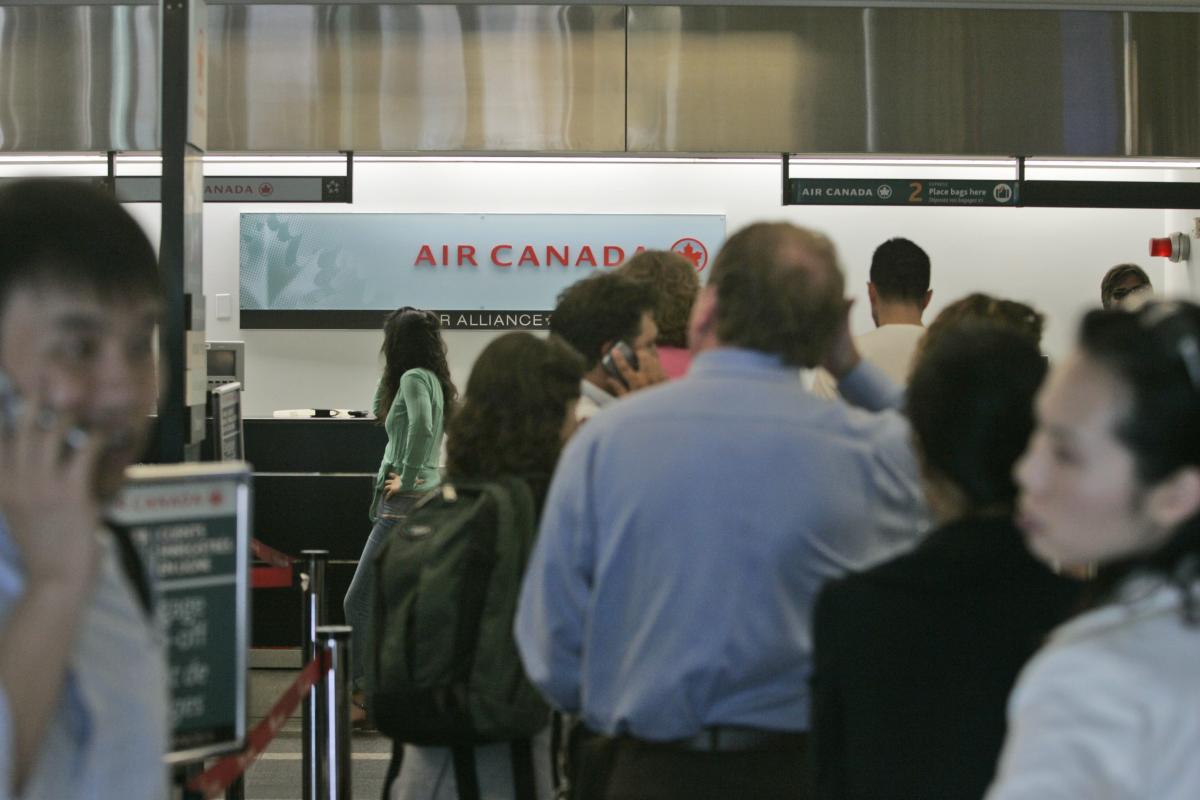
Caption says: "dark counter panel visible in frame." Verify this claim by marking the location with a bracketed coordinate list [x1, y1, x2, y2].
[244, 418, 386, 474]
[252, 474, 372, 560]
[251, 563, 355, 649]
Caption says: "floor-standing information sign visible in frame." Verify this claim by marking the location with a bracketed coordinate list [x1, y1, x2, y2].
[109, 462, 252, 764]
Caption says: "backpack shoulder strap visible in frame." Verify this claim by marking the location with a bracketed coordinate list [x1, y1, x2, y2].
[510, 737, 537, 800]
[452, 745, 481, 800]
[103, 522, 154, 618]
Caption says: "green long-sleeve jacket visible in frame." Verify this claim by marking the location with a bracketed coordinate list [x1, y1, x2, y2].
[370, 368, 445, 520]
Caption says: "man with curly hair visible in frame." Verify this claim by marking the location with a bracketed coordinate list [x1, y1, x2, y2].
[617, 250, 700, 379]
[549, 273, 667, 420]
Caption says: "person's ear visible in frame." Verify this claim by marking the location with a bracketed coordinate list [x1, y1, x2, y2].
[921, 289, 933, 311]
[687, 285, 719, 350]
[866, 282, 878, 306]
[1147, 466, 1200, 531]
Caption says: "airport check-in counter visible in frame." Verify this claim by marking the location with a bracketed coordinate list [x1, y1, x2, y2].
[245, 417, 385, 648]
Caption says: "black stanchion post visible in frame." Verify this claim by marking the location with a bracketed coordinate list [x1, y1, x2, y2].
[174, 764, 205, 800]
[225, 775, 246, 800]
[317, 626, 353, 800]
[301, 550, 329, 800]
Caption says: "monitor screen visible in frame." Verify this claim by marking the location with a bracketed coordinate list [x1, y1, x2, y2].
[207, 348, 237, 377]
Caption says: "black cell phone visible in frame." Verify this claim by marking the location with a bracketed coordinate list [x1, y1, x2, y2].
[600, 341, 640, 388]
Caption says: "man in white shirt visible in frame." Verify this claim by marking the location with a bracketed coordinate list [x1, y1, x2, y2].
[0, 179, 169, 799]
[812, 237, 932, 398]
[550, 273, 667, 420]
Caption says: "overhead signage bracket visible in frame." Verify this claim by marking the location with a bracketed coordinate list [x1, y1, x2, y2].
[781, 154, 1200, 210]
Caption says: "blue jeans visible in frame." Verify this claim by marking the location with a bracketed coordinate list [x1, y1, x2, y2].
[344, 491, 420, 691]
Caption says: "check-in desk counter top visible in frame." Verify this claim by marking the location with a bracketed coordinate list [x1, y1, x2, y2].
[246, 417, 386, 647]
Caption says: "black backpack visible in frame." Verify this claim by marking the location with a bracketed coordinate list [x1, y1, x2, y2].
[367, 477, 548, 799]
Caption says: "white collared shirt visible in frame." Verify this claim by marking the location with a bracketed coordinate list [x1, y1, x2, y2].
[576, 379, 616, 421]
[987, 576, 1200, 799]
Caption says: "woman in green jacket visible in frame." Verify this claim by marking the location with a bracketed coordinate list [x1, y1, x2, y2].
[345, 307, 456, 706]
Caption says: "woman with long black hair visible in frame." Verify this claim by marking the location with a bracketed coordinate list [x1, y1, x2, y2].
[987, 301, 1200, 798]
[345, 307, 456, 710]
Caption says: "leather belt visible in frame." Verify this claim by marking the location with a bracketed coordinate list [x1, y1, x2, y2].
[669, 726, 807, 753]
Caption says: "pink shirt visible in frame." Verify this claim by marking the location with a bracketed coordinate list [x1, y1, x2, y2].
[657, 346, 693, 380]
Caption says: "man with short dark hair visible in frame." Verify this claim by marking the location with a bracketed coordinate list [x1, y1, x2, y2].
[516, 222, 926, 799]
[1100, 263, 1153, 309]
[550, 272, 666, 419]
[812, 237, 931, 397]
[0, 179, 168, 798]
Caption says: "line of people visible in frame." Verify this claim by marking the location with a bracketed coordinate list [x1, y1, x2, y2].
[358, 221, 1200, 800]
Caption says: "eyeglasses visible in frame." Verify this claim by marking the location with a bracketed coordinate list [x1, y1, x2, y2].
[1110, 283, 1151, 302]
[1137, 301, 1200, 393]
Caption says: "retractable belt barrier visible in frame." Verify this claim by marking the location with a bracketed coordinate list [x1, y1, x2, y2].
[186, 651, 331, 799]
[252, 538, 297, 589]
[185, 542, 351, 799]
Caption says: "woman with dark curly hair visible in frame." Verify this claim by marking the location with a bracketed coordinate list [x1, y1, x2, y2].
[987, 301, 1200, 798]
[345, 307, 456, 710]
[388, 331, 584, 800]
[617, 250, 700, 379]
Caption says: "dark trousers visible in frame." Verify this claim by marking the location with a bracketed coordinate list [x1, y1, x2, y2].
[570, 731, 809, 800]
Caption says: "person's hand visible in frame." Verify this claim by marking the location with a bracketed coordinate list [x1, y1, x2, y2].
[383, 472, 403, 499]
[821, 299, 862, 380]
[602, 346, 668, 397]
[0, 387, 104, 584]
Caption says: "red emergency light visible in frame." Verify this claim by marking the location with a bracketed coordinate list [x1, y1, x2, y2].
[1149, 233, 1191, 263]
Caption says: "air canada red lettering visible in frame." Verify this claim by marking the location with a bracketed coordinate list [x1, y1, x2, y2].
[603, 246, 625, 267]
[492, 244, 513, 267]
[518, 246, 540, 267]
[576, 246, 597, 267]
[457, 245, 477, 267]
[415, 245, 437, 267]
[547, 245, 569, 267]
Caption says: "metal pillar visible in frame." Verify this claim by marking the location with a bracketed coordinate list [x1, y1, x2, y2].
[300, 550, 329, 800]
[316, 626, 353, 800]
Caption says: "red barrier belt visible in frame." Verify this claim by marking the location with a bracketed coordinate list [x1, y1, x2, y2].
[186, 652, 330, 799]
[251, 538, 296, 568]
[251, 566, 294, 589]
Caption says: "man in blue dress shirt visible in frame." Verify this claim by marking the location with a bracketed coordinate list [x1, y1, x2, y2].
[0, 180, 169, 799]
[515, 221, 928, 799]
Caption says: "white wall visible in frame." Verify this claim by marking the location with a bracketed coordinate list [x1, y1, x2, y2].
[3, 156, 1197, 416]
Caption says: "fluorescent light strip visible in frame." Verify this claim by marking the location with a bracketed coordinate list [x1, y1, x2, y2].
[2, 153, 1197, 170]
[787, 156, 1014, 167]
[1026, 158, 1200, 170]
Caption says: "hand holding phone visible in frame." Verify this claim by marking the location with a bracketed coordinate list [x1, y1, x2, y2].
[599, 341, 667, 397]
[0, 368, 103, 582]
[600, 341, 640, 389]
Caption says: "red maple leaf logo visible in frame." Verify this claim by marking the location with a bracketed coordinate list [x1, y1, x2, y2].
[671, 238, 708, 272]
[210, 490, 223, 506]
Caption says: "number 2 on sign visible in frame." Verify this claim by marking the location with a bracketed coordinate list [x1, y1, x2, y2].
[908, 182, 924, 203]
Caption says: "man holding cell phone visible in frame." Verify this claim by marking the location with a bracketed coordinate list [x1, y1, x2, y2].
[0, 179, 168, 799]
[549, 273, 667, 421]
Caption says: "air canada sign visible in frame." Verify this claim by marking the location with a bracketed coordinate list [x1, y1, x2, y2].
[239, 213, 726, 330]
[414, 239, 709, 271]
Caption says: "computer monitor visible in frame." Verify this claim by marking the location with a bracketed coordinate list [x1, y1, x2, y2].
[207, 341, 245, 391]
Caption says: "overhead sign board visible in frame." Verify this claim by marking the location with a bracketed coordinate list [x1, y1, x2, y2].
[113, 176, 350, 204]
[239, 213, 726, 329]
[787, 178, 1019, 207]
[109, 462, 252, 765]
